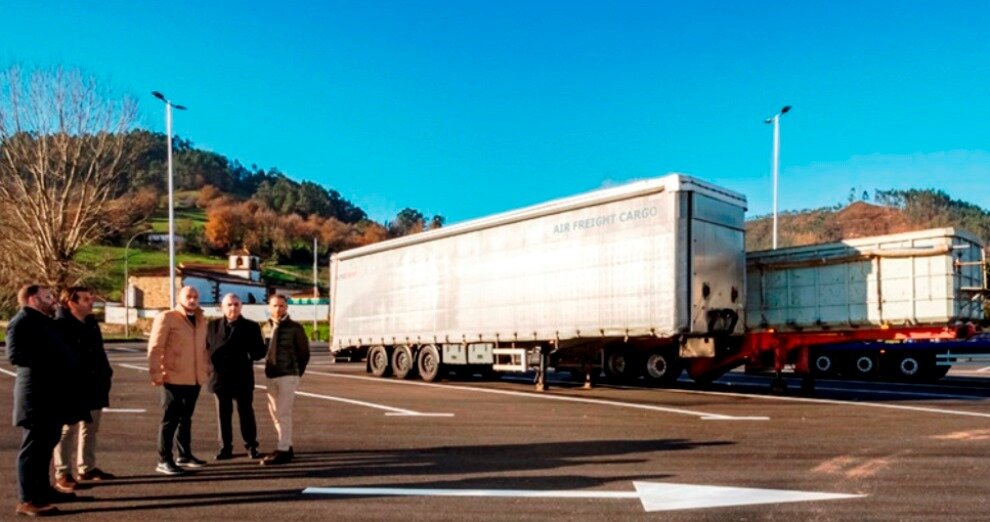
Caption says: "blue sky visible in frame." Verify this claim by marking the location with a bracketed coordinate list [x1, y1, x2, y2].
[3, 1, 989, 223]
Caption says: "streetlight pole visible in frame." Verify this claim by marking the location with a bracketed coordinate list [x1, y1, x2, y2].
[764, 105, 791, 250]
[123, 229, 154, 337]
[151, 91, 187, 307]
[313, 237, 319, 341]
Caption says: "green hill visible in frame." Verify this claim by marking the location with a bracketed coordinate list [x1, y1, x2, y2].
[76, 244, 325, 302]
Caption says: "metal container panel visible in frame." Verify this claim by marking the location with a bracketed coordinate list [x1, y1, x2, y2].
[746, 228, 985, 330]
[330, 174, 747, 349]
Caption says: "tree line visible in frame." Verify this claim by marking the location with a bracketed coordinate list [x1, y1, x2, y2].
[0, 65, 442, 313]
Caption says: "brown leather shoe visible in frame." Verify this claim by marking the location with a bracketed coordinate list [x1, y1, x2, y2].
[53, 474, 76, 493]
[77, 468, 115, 481]
[260, 450, 292, 465]
[15, 502, 59, 516]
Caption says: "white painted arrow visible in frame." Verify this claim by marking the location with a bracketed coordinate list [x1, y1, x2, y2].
[302, 482, 865, 512]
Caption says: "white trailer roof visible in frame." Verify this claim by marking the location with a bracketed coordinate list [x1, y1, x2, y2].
[336, 173, 747, 261]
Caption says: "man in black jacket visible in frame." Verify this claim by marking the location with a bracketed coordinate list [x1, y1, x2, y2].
[7, 284, 88, 517]
[261, 293, 309, 465]
[53, 286, 115, 493]
[207, 293, 266, 460]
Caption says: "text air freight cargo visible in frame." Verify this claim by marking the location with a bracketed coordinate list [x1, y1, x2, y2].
[330, 174, 747, 385]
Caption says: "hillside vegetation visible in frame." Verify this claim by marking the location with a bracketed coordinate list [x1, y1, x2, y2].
[746, 189, 990, 251]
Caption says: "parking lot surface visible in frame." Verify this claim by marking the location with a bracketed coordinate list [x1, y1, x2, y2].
[1, 342, 989, 520]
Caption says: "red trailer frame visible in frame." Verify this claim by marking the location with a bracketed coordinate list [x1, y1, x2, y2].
[685, 324, 975, 391]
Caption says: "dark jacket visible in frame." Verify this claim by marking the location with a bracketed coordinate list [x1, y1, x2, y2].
[263, 316, 310, 378]
[206, 316, 266, 395]
[6, 307, 88, 427]
[54, 307, 113, 410]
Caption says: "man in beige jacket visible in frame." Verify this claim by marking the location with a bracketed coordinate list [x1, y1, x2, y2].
[147, 286, 211, 476]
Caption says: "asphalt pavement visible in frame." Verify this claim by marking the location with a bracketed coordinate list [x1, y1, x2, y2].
[0, 342, 988, 520]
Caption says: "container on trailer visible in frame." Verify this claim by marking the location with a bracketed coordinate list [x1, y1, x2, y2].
[745, 228, 985, 331]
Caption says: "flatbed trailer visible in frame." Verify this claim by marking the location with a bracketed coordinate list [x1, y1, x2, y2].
[683, 325, 975, 392]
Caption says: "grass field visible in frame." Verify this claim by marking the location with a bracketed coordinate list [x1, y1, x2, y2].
[75, 244, 327, 302]
[149, 204, 207, 233]
[76, 245, 223, 301]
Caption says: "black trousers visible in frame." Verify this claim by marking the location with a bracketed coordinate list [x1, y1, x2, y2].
[158, 383, 201, 461]
[17, 420, 62, 503]
[214, 389, 258, 450]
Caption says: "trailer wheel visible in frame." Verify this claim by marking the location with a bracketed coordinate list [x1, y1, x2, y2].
[811, 353, 836, 377]
[643, 350, 682, 386]
[603, 346, 638, 383]
[417, 344, 444, 382]
[895, 355, 922, 380]
[368, 345, 392, 377]
[891, 354, 945, 382]
[850, 354, 878, 379]
[392, 345, 418, 380]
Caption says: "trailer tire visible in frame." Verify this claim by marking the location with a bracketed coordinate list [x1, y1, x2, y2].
[849, 353, 879, 379]
[417, 344, 444, 382]
[643, 350, 682, 386]
[392, 345, 418, 379]
[368, 345, 392, 377]
[603, 346, 638, 383]
[811, 353, 836, 377]
[894, 355, 923, 380]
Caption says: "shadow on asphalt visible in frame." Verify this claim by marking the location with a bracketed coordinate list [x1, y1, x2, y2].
[60, 438, 727, 513]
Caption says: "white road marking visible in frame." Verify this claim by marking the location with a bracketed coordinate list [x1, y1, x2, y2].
[303, 481, 865, 512]
[655, 384, 990, 419]
[102, 408, 146, 413]
[305, 370, 768, 421]
[254, 384, 453, 417]
[0, 367, 15, 377]
[117, 362, 450, 416]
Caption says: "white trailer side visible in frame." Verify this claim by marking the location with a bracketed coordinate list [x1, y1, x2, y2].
[330, 174, 747, 383]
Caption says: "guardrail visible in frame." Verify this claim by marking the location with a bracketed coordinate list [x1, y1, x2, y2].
[936, 352, 990, 366]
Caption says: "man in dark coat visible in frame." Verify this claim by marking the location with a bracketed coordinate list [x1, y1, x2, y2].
[53, 286, 115, 493]
[7, 284, 88, 517]
[207, 293, 266, 460]
[260, 293, 309, 465]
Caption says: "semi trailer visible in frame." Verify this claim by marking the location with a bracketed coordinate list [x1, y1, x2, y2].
[329, 174, 986, 390]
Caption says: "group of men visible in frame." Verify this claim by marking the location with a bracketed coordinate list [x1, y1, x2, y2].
[7, 284, 310, 517]
[147, 286, 310, 474]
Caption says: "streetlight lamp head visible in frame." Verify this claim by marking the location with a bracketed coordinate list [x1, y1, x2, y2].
[173, 104, 188, 111]
[781, 105, 792, 114]
[152, 91, 166, 101]
[764, 117, 774, 124]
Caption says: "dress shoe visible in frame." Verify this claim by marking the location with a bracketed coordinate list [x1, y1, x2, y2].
[260, 450, 292, 465]
[155, 461, 186, 476]
[248, 447, 262, 459]
[77, 468, 115, 481]
[15, 501, 58, 517]
[215, 448, 234, 460]
[53, 473, 76, 493]
[176, 455, 207, 468]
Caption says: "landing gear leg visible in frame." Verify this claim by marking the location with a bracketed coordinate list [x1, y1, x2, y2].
[771, 372, 787, 394]
[535, 346, 549, 392]
[582, 361, 593, 390]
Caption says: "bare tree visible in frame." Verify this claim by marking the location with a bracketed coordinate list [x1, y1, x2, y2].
[0, 65, 138, 291]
